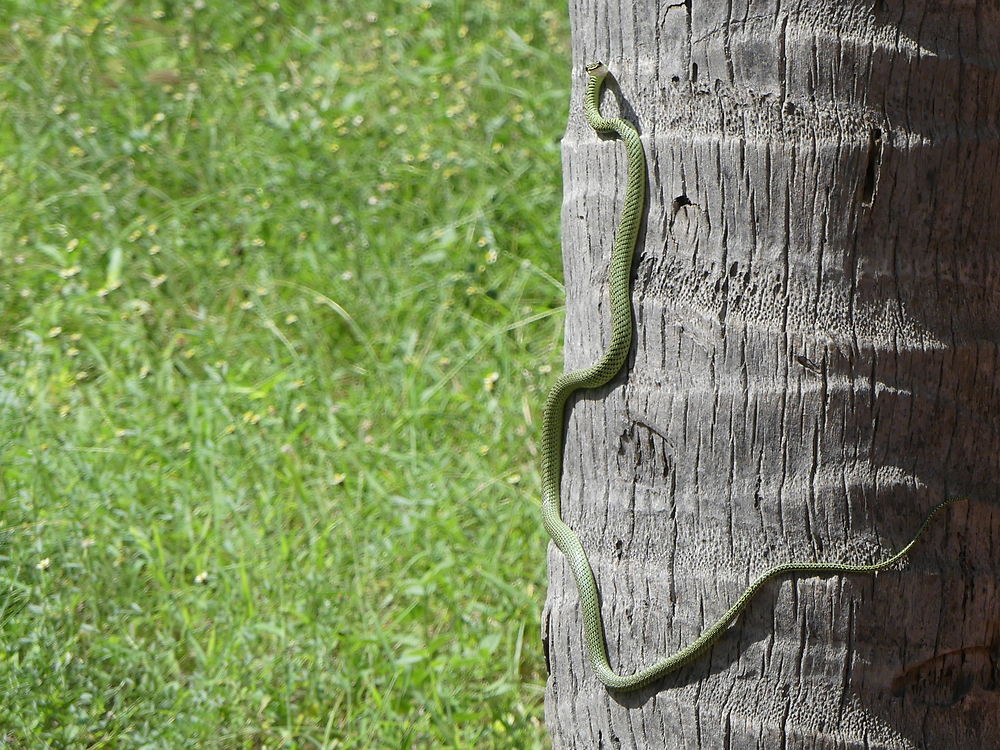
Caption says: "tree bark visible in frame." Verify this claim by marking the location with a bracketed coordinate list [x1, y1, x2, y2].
[542, 1, 1000, 747]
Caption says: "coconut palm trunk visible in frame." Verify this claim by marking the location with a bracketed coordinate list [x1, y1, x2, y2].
[542, 1, 1000, 747]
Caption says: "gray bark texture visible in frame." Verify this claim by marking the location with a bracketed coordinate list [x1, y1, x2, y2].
[542, 1, 1000, 748]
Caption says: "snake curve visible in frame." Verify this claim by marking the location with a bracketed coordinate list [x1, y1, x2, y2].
[540, 61, 964, 692]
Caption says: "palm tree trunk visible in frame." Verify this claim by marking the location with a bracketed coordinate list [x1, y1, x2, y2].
[543, 1, 1000, 747]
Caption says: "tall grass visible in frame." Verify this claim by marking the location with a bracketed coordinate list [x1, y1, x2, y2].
[0, 1, 569, 746]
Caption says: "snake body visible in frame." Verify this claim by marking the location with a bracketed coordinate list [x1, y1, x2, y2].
[540, 62, 964, 692]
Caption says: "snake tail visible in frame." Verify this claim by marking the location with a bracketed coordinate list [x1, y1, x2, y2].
[540, 62, 966, 692]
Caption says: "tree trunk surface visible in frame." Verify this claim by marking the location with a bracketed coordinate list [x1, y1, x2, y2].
[542, 1, 1000, 748]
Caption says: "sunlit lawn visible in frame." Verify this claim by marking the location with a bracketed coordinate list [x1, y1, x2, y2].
[0, 1, 568, 746]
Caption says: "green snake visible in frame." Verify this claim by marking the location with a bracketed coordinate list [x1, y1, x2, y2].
[540, 61, 964, 692]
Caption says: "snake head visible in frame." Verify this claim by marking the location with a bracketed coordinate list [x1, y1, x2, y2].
[585, 61, 608, 77]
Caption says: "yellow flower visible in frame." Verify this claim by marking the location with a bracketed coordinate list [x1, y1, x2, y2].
[36, 558, 51, 571]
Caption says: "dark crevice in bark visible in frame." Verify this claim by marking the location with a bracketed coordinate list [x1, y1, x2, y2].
[543, 609, 552, 676]
[861, 127, 883, 208]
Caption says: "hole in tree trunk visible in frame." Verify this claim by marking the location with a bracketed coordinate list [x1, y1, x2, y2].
[861, 127, 883, 207]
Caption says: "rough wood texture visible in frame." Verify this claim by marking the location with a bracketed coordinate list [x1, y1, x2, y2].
[542, 1, 1000, 747]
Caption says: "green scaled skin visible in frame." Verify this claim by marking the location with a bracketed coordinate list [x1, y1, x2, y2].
[540, 61, 964, 692]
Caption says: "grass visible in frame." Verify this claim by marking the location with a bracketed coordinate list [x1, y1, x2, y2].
[0, 1, 569, 746]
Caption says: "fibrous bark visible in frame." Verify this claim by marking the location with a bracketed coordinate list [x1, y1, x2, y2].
[543, 2, 1000, 747]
